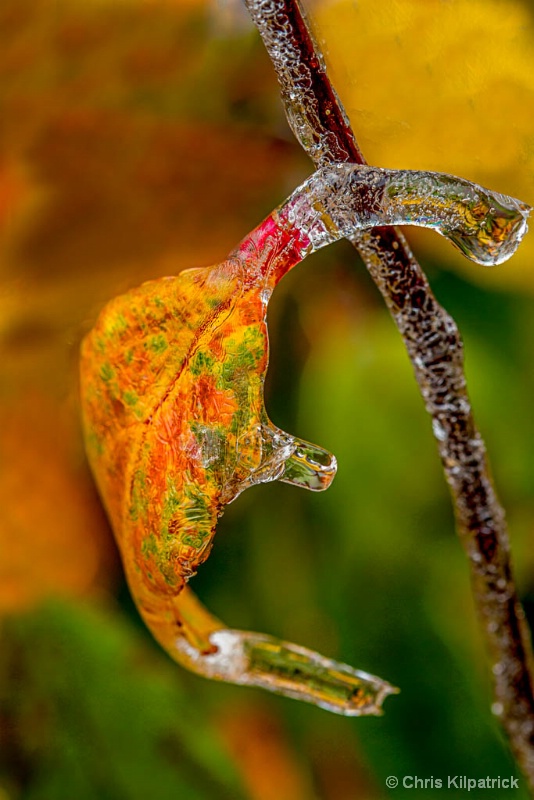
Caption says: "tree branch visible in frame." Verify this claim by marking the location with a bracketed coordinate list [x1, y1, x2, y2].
[244, 0, 534, 787]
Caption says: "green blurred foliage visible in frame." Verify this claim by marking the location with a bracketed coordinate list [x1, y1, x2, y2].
[0, 602, 245, 800]
[1, 1, 534, 799]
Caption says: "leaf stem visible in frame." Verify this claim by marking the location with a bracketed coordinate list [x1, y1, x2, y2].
[245, 0, 534, 787]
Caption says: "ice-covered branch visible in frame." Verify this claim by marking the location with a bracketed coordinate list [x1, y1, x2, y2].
[245, 0, 534, 786]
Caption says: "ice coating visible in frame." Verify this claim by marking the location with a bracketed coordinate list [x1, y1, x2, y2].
[242, 1, 534, 778]
[79, 160, 528, 714]
[175, 630, 397, 716]
[285, 165, 530, 266]
[244, 0, 362, 166]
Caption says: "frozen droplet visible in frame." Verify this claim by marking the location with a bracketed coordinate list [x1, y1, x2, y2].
[432, 418, 447, 442]
[260, 288, 271, 305]
[280, 440, 337, 491]
[281, 165, 530, 272]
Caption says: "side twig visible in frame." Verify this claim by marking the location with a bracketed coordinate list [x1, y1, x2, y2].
[245, 0, 534, 787]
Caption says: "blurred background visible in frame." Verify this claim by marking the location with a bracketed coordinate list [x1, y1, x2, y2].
[1, 0, 534, 798]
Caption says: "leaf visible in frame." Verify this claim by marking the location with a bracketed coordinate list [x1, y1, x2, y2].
[0, 0, 296, 611]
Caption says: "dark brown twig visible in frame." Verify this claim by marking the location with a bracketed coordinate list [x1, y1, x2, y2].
[245, 0, 534, 787]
